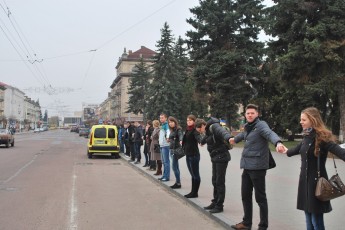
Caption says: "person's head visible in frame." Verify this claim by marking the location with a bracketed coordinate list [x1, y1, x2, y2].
[168, 116, 179, 130]
[187, 114, 196, 127]
[300, 107, 326, 130]
[134, 121, 140, 127]
[245, 104, 259, 123]
[124, 122, 129, 128]
[195, 118, 207, 133]
[301, 107, 335, 155]
[159, 113, 168, 124]
[146, 120, 152, 127]
[152, 120, 160, 128]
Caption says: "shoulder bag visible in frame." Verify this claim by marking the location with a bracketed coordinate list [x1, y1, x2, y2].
[172, 133, 185, 160]
[315, 153, 345, 201]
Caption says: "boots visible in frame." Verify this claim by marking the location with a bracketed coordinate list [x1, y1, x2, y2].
[184, 179, 200, 198]
[153, 160, 162, 175]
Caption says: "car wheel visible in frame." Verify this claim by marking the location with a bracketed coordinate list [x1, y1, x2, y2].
[6, 140, 9, 148]
[11, 140, 14, 147]
[87, 151, 92, 159]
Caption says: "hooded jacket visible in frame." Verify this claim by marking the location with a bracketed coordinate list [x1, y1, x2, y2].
[200, 117, 231, 163]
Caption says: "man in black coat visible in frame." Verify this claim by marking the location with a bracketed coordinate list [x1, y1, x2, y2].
[195, 117, 232, 213]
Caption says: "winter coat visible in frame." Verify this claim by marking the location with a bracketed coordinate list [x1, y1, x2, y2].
[234, 119, 281, 170]
[182, 128, 202, 156]
[134, 125, 143, 145]
[200, 117, 231, 163]
[168, 127, 183, 149]
[150, 127, 161, 161]
[287, 130, 345, 213]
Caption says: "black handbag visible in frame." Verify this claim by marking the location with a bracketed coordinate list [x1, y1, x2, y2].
[154, 144, 160, 153]
[315, 153, 345, 201]
[173, 146, 185, 159]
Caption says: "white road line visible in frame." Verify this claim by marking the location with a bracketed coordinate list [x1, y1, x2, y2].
[69, 170, 78, 230]
[1, 155, 38, 184]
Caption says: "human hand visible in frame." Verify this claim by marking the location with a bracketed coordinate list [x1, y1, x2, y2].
[276, 143, 287, 154]
[229, 138, 235, 145]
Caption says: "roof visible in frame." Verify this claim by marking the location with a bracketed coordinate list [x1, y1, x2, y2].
[127, 46, 156, 59]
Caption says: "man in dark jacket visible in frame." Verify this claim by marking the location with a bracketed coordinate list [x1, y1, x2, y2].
[133, 121, 144, 164]
[195, 117, 232, 213]
[230, 104, 284, 230]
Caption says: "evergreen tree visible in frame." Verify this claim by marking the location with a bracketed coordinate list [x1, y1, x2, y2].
[186, 0, 265, 127]
[264, 0, 345, 136]
[126, 58, 151, 122]
[146, 22, 183, 120]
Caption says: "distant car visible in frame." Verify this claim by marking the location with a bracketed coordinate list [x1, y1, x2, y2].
[87, 125, 120, 159]
[79, 128, 90, 137]
[0, 129, 14, 148]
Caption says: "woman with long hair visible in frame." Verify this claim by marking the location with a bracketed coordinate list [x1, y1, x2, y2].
[281, 107, 345, 230]
[168, 116, 183, 189]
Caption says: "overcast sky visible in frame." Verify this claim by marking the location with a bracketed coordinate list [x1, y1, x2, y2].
[1, 0, 272, 117]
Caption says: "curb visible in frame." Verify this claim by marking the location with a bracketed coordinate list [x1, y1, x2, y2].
[119, 153, 233, 230]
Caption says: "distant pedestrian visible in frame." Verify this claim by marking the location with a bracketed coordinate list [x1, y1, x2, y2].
[133, 121, 143, 164]
[143, 120, 154, 168]
[150, 120, 162, 176]
[158, 113, 170, 182]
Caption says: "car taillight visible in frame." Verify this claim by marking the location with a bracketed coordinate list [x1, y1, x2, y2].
[89, 133, 93, 145]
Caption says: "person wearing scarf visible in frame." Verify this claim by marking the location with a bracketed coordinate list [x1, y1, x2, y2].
[280, 107, 345, 230]
[182, 115, 204, 198]
[230, 104, 284, 230]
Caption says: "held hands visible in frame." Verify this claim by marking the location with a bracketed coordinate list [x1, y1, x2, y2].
[276, 143, 288, 154]
[229, 138, 235, 145]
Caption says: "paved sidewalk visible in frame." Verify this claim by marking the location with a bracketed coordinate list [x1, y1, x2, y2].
[121, 146, 345, 229]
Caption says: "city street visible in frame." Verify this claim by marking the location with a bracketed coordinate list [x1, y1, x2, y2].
[1, 129, 345, 229]
[0, 130, 223, 230]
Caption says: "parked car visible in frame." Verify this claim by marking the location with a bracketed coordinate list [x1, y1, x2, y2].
[0, 129, 14, 148]
[87, 125, 119, 159]
[79, 128, 90, 137]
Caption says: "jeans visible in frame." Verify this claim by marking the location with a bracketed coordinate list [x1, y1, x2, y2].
[305, 212, 325, 230]
[241, 169, 268, 229]
[134, 142, 141, 161]
[211, 161, 228, 208]
[170, 150, 180, 184]
[186, 154, 200, 182]
[160, 146, 170, 180]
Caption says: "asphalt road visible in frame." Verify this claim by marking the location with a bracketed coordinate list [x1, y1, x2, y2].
[0, 130, 224, 230]
[2, 130, 345, 230]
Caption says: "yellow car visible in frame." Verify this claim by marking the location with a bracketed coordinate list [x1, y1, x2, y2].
[87, 125, 120, 159]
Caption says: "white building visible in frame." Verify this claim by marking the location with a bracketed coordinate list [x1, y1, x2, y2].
[3, 84, 25, 129]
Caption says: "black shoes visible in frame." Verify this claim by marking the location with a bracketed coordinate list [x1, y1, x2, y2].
[203, 203, 216, 210]
[170, 183, 181, 189]
[209, 207, 223, 213]
[184, 192, 198, 198]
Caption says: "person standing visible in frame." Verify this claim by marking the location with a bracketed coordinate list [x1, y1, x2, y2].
[150, 120, 162, 176]
[133, 121, 143, 164]
[280, 107, 345, 230]
[168, 116, 184, 189]
[159, 113, 170, 182]
[183, 114, 203, 198]
[143, 120, 154, 168]
[195, 117, 232, 213]
[230, 104, 284, 230]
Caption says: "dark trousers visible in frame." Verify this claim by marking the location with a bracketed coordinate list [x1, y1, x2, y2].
[129, 142, 135, 160]
[211, 161, 228, 208]
[186, 154, 201, 182]
[241, 169, 268, 229]
[134, 142, 141, 161]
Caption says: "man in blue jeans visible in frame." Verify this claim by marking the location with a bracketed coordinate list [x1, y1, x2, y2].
[158, 113, 170, 182]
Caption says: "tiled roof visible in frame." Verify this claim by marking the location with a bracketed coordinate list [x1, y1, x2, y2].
[127, 46, 156, 59]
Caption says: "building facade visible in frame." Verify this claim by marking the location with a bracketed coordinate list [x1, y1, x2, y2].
[109, 46, 156, 124]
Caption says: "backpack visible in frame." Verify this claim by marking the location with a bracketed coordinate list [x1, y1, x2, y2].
[209, 123, 233, 150]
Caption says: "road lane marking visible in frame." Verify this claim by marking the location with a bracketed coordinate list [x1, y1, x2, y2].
[69, 169, 78, 230]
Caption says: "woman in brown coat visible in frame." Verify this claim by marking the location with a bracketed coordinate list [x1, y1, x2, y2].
[150, 120, 162, 175]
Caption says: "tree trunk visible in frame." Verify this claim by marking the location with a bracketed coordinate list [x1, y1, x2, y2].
[339, 77, 345, 142]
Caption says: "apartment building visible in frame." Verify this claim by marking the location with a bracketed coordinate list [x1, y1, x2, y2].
[109, 46, 156, 124]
